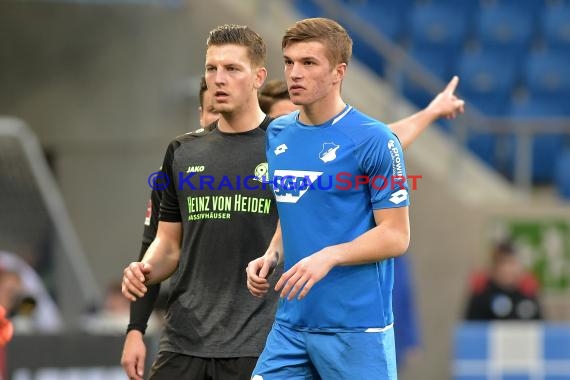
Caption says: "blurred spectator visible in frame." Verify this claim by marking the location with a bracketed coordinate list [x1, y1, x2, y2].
[0, 269, 37, 333]
[0, 305, 13, 380]
[465, 241, 543, 320]
[198, 76, 220, 129]
[0, 251, 62, 332]
[259, 79, 298, 117]
[0, 306, 13, 347]
[0, 270, 23, 314]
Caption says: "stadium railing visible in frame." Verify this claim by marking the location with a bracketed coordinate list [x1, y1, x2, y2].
[0, 117, 101, 330]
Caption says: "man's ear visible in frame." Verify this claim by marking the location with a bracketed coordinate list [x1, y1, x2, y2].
[334, 63, 347, 84]
[254, 67, 268, 90]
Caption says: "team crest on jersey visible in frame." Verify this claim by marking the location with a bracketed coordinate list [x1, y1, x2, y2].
[319, 142, 340, 163]
[253, 162, 269, 182]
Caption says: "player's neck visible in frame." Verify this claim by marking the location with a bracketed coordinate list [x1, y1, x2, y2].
[218, 103, 265, 133]
[299, 94, 346, 126]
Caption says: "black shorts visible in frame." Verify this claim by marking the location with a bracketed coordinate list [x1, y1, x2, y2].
[149, 351, 258, 380]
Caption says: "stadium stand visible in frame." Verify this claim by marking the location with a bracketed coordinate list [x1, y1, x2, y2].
[294, 0, 570, 191]
[476, 4, 536, 60]
[541, 4, 570, 50]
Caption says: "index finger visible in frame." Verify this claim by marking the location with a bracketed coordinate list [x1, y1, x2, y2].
[275, 267, 297, 292]
[444, 75, 459, 95]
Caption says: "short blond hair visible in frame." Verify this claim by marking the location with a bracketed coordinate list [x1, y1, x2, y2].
[282, 18, 352, 67]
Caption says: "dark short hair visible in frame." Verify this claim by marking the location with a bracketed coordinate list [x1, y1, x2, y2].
[492, 240, 517, 264]
[259, 79, 290, 113]
[199, 76, 208, 108]
[207, 24, 266, 67]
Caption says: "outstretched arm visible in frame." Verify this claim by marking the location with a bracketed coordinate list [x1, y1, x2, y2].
[389, 76, 465, 150]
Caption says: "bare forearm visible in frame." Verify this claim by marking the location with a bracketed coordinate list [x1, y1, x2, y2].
[388, 108, 438, 150]
[142, 237, 179, 284]
[325, 222, 410, 267]
[322, 207, 410, 267]
[266, 220, 284, 264]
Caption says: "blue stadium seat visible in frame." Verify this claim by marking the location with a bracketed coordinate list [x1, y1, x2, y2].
[460, 88, 508, 169]
[454, 323, 490, 361]
[408, 3, 469, 53]
[508, 98, 568, 183]
[490, 0, 544, 15]
[467, 131, 500, 169]
[352, 2, 406, 41]
[349, 32, 386, 76]
[457, 49, 518, 103]
[555, 150, 570, 200]
[541, 5, 570, 49]
[425, 0, 479, 11]
[339, 0, 413, 12]
[292, 0, 321, 18]
[524, 50, 570, 98]
[347, 1, 408, 76]
[408, 44, 457, 79]
[476, 5, 535, 59]
[463, 92, 509, 117]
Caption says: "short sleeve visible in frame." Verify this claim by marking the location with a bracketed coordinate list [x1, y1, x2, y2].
[356, 126, 410, 210]
[158, 140, 182, 222]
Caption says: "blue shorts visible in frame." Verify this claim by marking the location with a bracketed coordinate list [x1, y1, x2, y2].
[252, 322, 397, 380]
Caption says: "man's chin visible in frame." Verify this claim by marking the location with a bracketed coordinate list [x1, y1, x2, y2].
[214, 104, 233, 113]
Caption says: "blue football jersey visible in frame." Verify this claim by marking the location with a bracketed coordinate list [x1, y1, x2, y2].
[266, 105, 410, 332]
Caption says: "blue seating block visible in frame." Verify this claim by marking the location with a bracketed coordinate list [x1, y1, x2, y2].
[525, 51, 570, 97]
[541, 5, 570, 49]
[457, 49, 519, 98]
[477, 5, 535, 58]
[509, 98, 567, 183]
[555, 151, 570, 200]
[408, 3, 469, 50]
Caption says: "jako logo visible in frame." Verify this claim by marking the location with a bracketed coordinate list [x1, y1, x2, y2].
[273, 170, 323, 203]
[186, 165, 205, 173]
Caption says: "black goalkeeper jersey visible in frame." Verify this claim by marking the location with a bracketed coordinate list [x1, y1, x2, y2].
[155, 116, 280, 357]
